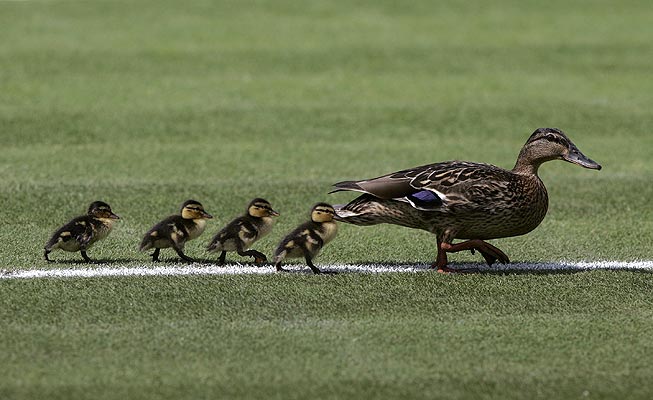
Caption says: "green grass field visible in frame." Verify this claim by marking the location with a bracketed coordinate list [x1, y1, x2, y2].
[1, 0, 653, 399]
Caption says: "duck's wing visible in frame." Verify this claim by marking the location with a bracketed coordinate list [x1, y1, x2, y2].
[332, 161, 511, 210]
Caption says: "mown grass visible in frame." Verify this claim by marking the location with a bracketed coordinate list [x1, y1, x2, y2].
[3, 272, 653, 400]
[1, 0, 653, 399]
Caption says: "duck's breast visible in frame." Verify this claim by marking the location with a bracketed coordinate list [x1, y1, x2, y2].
[445, 174, 548, 240]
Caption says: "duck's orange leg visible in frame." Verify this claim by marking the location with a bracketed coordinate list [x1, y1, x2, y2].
[433, 238, 452, 273]
[432, 239, 510, 273]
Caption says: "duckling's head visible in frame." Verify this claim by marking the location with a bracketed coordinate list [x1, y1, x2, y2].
[247, 198, 280, 218]
[514, 128, 602, 174]
[180, 200, 213, 220]
[311, 203, 336, 223]
[88, 201, 120, 220]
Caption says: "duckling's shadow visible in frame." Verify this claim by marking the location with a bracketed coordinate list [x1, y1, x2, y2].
[46, 258, 138, 265]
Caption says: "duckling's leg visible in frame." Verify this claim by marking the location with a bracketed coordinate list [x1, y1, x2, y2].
[44, 249, 52, 262]
[274, 260, 287, 272]
[218, 251, 227, 264]
[305, 258, 322, 274]
[301, 248, 322, 274]
[80, 250, 93, 263]
[439, 240, 510, 269]
[173, 247, 196, 263]
[274, 252, 288, 272]
[151, 248, 161, 262]
[236, 241, 268, 264]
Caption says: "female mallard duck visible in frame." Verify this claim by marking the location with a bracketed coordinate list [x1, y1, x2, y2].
[273, 203, 338, 274]
[139, 199, 213, 262]
[331, 128, 601, 272]
[44, 201, 120, 263]
[206, 198, 279, 264]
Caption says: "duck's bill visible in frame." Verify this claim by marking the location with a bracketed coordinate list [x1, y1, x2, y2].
[564, 146, 602, 170]
[202, 212, 214, 219]
[270, 210, 280, 217]
[109, 212, 121, 220]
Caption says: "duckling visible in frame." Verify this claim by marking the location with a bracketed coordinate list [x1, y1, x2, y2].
[44, 201, 120, 263]
[139, 199, 213, 262]
[207, 198, 279, 264]
[273, 203, 338, 274]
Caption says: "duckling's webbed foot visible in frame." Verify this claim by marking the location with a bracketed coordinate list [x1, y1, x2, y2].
[237, 248, 268, 264]
[174, 248, 196, 263]
[248, 250, 268, 263]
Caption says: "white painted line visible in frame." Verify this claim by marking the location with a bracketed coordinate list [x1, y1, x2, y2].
[1, 261, 652, 280]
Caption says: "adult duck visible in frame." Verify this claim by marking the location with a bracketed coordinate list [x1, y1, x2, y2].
[331, 128, 601, 272]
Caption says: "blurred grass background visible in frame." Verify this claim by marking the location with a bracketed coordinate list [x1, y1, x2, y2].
[1, 0, 651, 267]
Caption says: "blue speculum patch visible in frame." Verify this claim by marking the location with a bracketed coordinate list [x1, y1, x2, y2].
[408, 190, 442, 208]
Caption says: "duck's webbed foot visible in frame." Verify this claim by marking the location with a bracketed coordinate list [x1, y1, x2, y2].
[434, 240, 510, 272]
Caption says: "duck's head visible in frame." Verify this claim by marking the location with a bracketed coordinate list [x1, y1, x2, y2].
[311, 203, 336, 223]
[88, 201, 120, 220]
[247, 198, 280, 218]
[180, 200, 213, 220]
[514, 128, 602, 174]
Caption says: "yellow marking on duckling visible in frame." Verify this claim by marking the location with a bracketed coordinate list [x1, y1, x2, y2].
[188, 219, 207, 239]
[317, 222, 338, 244]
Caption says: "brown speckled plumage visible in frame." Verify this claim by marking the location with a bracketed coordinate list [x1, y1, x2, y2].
[331, 128, 601, 271]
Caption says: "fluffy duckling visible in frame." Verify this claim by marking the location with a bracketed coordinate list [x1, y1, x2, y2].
[44, 201, 120, 263]
[273, 203, 338, 274]
[207, 198, 279, 264]
[139, 199, 213, 262]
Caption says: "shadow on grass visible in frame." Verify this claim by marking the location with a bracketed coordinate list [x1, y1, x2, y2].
[10, 260, 651, 280]
[318, 261, 653, 275]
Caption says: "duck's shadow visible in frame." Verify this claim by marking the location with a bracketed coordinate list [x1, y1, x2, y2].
[318, 261, 653, 275]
